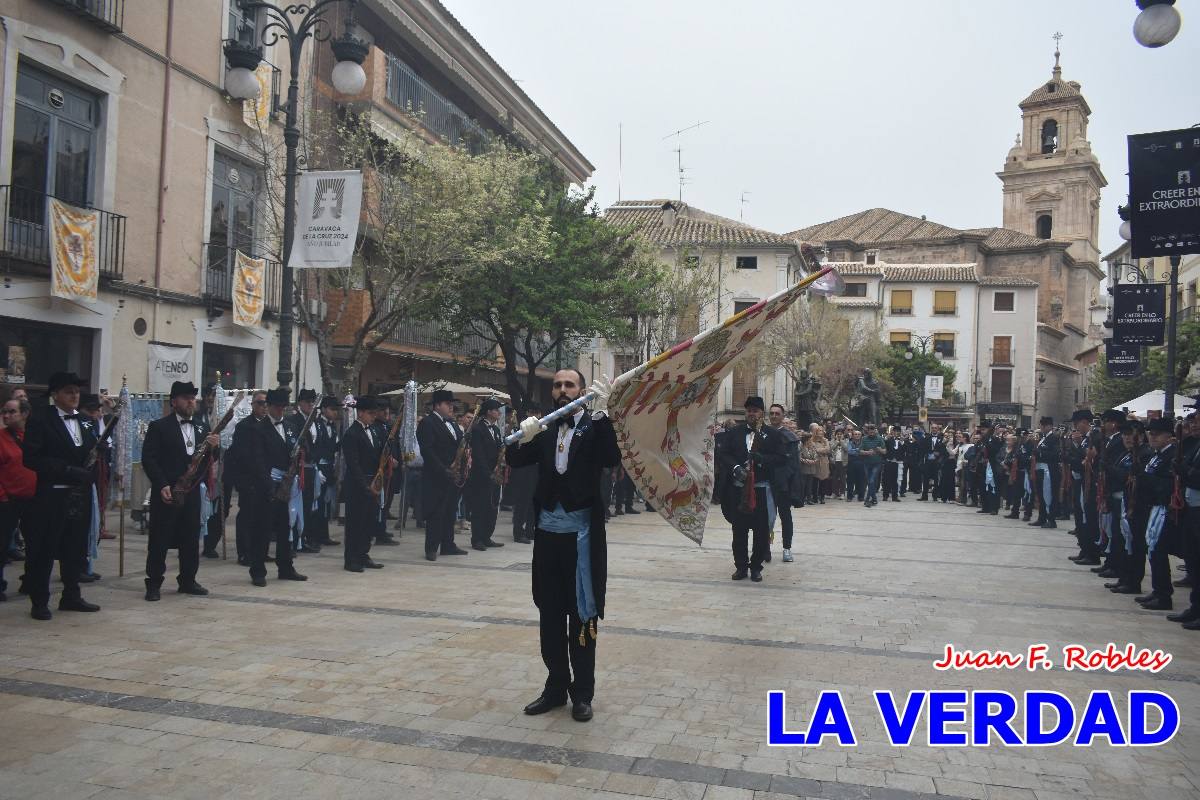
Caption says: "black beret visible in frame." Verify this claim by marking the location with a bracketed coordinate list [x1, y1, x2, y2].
[355, 395, 379, 411]
[297, 388, 317, 402]
[265, 388, 290, 406]
[744, 395, 765, 410]
[47, 372, 88, 392]
[431, 389, 455, 405]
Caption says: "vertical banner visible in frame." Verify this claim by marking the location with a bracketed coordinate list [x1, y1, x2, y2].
[242, 62, 274, 128]
[49, 198, 99, 303]
[147, 343, 194, 393]
[1112, 284, 1166, 346]
[289, 170, 362, 269]
[923, 374, 944, 401]
[1105, 344, 1142, 378]
[1128, 128, 1200, 259]
[232, 250, 265, 328]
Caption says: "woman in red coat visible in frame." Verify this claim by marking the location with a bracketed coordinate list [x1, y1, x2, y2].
[0, 397, 37, 600]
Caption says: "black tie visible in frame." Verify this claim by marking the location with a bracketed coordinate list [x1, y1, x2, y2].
[180, 419, 194, 426]
[63, 413, 79, 421]
[558, 416, 576, 430]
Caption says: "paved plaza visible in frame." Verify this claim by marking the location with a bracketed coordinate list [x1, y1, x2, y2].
[0, 500, 1197, 800]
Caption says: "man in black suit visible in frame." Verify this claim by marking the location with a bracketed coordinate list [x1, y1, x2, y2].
[140, 381, 220, 601]
[21, 371, 101, 620]
[416, 389, 467, 561]
[466, 398, 506, 551]
[222, 390, 266, 563]
[307, 396, 342, 549]
[507, 368, 620, 723]
[1032, 416, 1062, 528]
[718, 396, 787, 583]
[507, 406, 539, 544]
[371, 404, 400, 545]
[919, 423, 945, 501]
[340, 395, 387, 572]
[286, 389, 321, 554]
[247, 388, 308, 586]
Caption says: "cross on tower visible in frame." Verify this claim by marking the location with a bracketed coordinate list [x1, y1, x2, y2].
[1052, 31, 1063, 70]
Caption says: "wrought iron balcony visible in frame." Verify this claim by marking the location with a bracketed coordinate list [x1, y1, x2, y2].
[44, 0, 123, 32]
[0, 185, 126, 280]
[384, 53, 490, 154]
[203, 244, 282, 315]
[389, 318, 494, 359]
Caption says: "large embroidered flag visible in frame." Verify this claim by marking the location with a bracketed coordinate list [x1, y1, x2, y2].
[49, 198, 99, 303]
[607, 267, 832, 545]
[232, 250, 265, 328]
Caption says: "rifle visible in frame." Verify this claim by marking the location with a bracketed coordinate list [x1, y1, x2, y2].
[1170, 418, 1186, 521]
[171, 391, 246, 504]
[369, 407, 405, 497]
[449, 400, 484, 488]
[83, 397, 124, 470]
[274, 397, 323, 503]
[491, 408, 517, 486]
[735, 418, 764, 513]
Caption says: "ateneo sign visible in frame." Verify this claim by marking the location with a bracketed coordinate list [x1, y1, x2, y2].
[1128, 128, 1200, 259]
[1112, 284, 1166, 346]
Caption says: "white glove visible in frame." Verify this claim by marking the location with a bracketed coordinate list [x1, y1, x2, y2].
[590, 374, 613, 419]
[519, 416, 545, 444]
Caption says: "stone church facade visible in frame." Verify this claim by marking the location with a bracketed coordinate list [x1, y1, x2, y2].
[788, 52, 1107, 425]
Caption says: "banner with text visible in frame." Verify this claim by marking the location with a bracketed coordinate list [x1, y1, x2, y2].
[49, 198, 99, 303]
[1128, 128, 1200, 258]
[924, 374, 944, 401]
[1105, 343, 1142, 379]
[1112, 284, 1166, 346]
[288, 170, 362, 269]
[148, 343, 194, 393]
[232, 250, 266, 328]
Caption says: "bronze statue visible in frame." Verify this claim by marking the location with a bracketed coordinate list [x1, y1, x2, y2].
[854, 368, 881, 428]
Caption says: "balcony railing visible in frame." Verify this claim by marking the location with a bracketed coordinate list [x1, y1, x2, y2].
[203, 244, 282, 314]
[384, 53, 490, 154]
[1178, 305, 1196, 324]
[1, 185, 126, 280]
[44, 0, 123, 32]
[390, 318, 494, 358]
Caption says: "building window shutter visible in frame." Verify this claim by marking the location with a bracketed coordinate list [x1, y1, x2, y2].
[933, 290, 956, 315]
[890, 331, 911, 348]
[890, 290, 912, 315]
[933, 333, 955, 359]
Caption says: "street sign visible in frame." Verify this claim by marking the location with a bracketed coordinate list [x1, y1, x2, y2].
[923, 374, 944, 401]
[1128, 127, 1200, 259]
[1112, 284, 1166, 346]
[1105, 343, 1142, 378]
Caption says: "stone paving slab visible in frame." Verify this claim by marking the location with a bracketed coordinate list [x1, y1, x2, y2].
[0, 500, 1197, 799]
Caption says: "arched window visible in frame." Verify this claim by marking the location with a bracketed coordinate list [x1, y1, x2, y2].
[1036, 214, 1053, 239]
[1040, 119, 1058, 154]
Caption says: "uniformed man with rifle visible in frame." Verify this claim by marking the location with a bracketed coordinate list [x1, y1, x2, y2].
[247, 388, 309, 586]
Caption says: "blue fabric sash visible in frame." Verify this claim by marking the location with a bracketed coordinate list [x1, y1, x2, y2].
[985, 463, 995, 492]
[1146, 505, 1168, 555]
[1036, 463, 1053, 509]
[757, 481, 776, 534]
[1119, 494, 1133, 556]
[539, 504, 596, 621]
[87, 485, 100, 572]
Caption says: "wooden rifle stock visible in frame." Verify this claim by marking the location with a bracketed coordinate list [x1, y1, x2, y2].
[369, 409, 405, 497]
[491, 409, 517, 485]
[449, 400, 483, 488]
[274, 398, 323, 503]
[171, 391, 246, 504]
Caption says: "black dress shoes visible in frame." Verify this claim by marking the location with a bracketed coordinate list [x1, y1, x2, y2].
[514, 535, 532, 544]
[484, 540, 504, 548]
[1166, 607, 1200, 623]
[442, 546, 469, 555]
[344, 562, 365, 573]
[472, 543, 488, 551]
[1174, 576, 1193, 588]
[572, 702, 593, 722]
[203, 550, 219, 559]
[251, 576, 267, 587]
[1074, 556, 1101, 566]
[374, 537, 399, 546]
[1104, 580, 1124, 589]
[297, 545, 321, 554]
[523, 694, 567, 715]
[1111, 585, 1142, 594]
[362, 558, 384, 569]
[750, 570, 763, 583]
[31, 605, 52, 621]
[1182, 618, 1200, 631]
[731, 569, 748, 581]
[1096, 567, 1117, 577]
[1135, 592, 1157, 604]
[59, 597, 100, 612]
[1140, 596, 1173, 611]
[278, 571, 308, 581]
[1040, 521, 1057, 529]
[178, 583, 209, 596]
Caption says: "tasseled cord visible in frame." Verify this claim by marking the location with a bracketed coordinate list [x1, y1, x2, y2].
[578, 617, 599, 647]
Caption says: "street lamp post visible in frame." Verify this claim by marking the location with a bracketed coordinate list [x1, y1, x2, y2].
[1116, 218, 1183, 415]
[223, 0, 368, 389]
[904, 334, 943, 429]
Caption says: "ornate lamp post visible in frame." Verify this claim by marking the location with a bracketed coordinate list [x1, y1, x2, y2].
[903, 334, 944, 428]
[223, 1, 368, 389]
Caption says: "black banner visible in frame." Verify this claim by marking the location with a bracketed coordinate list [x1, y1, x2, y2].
[1105, 343, 1142, 378]
[1128, 128, 1200, 258]
[1112, 284, 1165, 346]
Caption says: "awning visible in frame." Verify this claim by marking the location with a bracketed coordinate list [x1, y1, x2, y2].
[379, 381, 510, 401]
[1116, 389, 1196, 417]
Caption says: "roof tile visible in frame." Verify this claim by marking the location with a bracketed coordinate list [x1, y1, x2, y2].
[606, 200, 796, 247]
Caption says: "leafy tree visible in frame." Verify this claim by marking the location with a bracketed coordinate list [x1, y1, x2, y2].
[287, 110, 546, 395]
[1089, 317, 1200, 411]
[760, 296, 887, 416]
[613, 245, 719, 364]
[875, 346, 957, 420]
[437, 172, 665, 410]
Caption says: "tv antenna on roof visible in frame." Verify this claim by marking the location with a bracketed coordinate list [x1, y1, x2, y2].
[740, 190, 751, 222]
[663, 120, 709, 202]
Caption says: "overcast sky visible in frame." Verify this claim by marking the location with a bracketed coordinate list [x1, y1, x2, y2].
[445, 0, 1198, 255]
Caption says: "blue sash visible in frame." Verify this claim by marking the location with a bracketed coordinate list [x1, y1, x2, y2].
[539, 504, 596, 621]
[1146, 505, 1168, 555]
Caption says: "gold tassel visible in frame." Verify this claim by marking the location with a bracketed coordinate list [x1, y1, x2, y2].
[578, 624, 587, 647]
[589, 618, 598, 640]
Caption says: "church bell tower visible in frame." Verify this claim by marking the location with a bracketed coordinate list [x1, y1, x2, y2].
[997, 36, 1107, 270]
